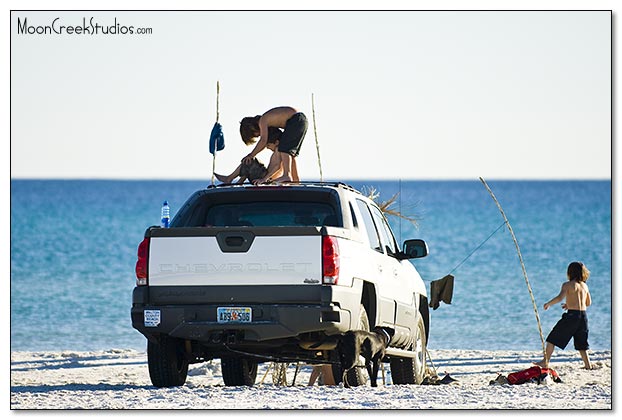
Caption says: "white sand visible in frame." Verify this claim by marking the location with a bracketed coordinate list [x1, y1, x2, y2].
[10, 348, 611, 410]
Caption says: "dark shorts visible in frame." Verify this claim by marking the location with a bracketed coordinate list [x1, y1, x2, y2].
[546, 310, 589, 351]
[278, 112, 308, 157]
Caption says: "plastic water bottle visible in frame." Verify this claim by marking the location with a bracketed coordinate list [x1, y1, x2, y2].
[161, 200, 170, 228]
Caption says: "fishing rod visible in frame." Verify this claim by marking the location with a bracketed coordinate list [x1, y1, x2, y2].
[479, 177, 546, 358]
[437, 178, 545, 357]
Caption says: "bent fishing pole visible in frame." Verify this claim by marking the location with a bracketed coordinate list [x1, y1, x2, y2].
[479, 177, 546, 358]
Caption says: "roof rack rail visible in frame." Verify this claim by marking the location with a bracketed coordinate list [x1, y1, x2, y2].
[206, 180, 361, 194]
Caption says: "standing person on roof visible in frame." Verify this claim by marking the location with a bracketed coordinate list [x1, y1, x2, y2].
[536, 261, 593, 370]
[239, 106, 308, 183]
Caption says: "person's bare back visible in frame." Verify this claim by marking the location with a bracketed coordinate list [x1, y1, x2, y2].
[259, 107, 298, 130]
[543, 279, 591, 311]
[562, 280, 591, 311]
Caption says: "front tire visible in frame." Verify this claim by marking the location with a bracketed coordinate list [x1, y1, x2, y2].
[147, 336, 189, 388]
[390, 315, 427, 385]
[221, 357, 258, 386]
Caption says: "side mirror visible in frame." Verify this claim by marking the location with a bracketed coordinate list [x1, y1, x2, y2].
[400, 239, 428, 259]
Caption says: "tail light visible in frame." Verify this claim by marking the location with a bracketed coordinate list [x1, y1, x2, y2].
[322, 235, 340, 285]
[135, 238, 150, 286]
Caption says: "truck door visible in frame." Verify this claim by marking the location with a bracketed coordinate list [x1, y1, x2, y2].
[368, 205, 419, 345]
[354, 200, 398, 327]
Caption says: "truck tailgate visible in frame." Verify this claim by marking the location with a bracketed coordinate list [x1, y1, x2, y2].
[147, 228, 322, 286]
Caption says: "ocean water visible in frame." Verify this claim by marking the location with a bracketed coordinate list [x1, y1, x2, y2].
[10, 180, 611, 352]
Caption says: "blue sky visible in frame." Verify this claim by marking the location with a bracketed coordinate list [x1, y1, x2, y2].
[9, 8, 613, 180]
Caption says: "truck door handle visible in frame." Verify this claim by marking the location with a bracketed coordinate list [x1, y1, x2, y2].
[225, 236, 245, 247]
[216, 231, 255, 253]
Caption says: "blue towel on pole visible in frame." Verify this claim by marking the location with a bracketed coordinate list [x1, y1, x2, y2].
[209, 122, 225, 155]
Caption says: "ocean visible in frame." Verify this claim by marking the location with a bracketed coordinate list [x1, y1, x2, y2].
[10, 180, 611, 352]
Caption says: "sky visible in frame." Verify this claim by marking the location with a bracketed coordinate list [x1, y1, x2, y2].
[8, 6, 613, 180]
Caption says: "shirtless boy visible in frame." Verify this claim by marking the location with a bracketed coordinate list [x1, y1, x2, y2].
[536, 261, 593, 369]
[239, 106, 308, 183]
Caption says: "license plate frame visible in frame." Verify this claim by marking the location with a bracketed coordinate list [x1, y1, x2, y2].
[217, 307, 252, 324]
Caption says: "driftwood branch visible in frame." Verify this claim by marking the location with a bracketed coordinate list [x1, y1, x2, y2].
[365, 187, 420, 227]
[480, 177, 546, 357]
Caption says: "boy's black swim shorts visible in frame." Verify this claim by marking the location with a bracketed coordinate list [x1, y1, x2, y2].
[278, 112, 308, 157]
[546, 310, 589, 350]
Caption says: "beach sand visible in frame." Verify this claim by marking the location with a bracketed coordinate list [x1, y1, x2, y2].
[10, 348, 611, 410]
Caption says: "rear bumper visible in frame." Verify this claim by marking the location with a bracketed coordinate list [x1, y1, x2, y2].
[131, 285, 355, 344]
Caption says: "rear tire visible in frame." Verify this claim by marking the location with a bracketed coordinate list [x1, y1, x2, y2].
[221, 357, 258, 386]
[147, 336, 189, 388]
[332, 304, 370, 387]
[390, 315, 427, 385]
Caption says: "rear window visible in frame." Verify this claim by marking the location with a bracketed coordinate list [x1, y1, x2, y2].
[205, 202, 337, 227]
[171, 188, 343, 228]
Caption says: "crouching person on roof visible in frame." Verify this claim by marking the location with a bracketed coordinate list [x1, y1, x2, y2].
[214, 127, 282, 184]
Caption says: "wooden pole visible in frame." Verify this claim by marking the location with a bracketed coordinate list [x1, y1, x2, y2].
[211, 81, 220, 186]
[311, 93, 323, 182]
[479, 177, 546, 357]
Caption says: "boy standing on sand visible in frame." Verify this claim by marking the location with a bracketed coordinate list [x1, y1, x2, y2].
[239, 106, 308, 183]
[536, 261, 593, 369]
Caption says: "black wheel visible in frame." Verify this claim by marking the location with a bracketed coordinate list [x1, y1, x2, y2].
[390, 315, 427, 385]
[221, 357, 258, 386]
[332, 304, 370, 387]
[147, 336, 189, 387]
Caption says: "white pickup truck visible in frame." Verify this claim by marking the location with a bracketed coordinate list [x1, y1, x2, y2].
[132, 182, 430, 387]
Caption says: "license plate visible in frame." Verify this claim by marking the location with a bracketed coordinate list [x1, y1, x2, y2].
[217, 307, 252, 323]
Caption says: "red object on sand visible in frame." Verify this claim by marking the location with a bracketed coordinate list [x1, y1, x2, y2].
[507, 366, 561, 385]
